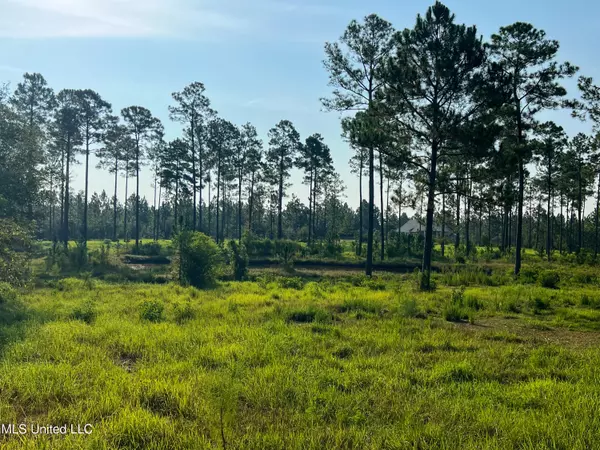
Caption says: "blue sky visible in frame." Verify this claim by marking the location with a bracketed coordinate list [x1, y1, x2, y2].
[0, 0, 598, 210]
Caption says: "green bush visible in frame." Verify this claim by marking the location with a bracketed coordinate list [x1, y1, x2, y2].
[529, 296, 550, 313]
[520, 267, 540, 284]
[174, 231, 223, 288]
[90, 243, 111, 267]
[0, 219, 32, 286]
[140, 300, 165, 323]
[56, 277, 86, 291]
[46, 241, 90, 274]
[539, 270, 560, 289]
[228, 241, 248, 281]
[242, 233, 274, 257]
[277, 277, 304, 290]
[0, 282, 17, 303]
[72, 299, 97, 324]
[275, 240, 301, 269]
[133, 242, 162, 256]
[443, 303, 468, 322]
[285, 307, 330, 324]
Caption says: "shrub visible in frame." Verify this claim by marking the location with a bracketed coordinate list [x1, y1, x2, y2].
[45, 242, 90, 274]
[242, 233, 275, 258]
[140, 300, 165, 323]
[539, 270, 560, 289]
[277, 277, 304, 290]
[72, 299, 97, 324]
[90, 243, 111, 267]
[173, 302, 195, 324]
[174, 231, 223, 288]
[443, 303, 468, 322]
[228, 241, 248, 281]
[275, 240, 301, 270]
[451, 286, 466, 306]
[69, 242, 89, 270]
[504, 299, 521, 314]
[133, 242, 162, 256]
[0, 282, 17, 304]
[321, 238, 343, 259]
[519, 267, 539, 284]
[528, 296, 550, 313]
[0, 219, 32, 286]
[56, 277, 85, 291]
[286, 307, 330, 324]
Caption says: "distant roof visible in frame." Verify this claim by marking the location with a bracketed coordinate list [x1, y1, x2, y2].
[400, 218, 452, 234]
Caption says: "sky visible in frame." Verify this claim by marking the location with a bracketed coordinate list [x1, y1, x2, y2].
[0, 0, 598, 212]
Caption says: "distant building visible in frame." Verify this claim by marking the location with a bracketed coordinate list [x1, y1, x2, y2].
[400, 218, 453, 238]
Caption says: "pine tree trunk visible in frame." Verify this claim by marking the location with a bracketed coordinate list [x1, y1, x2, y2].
[153, 171, 158, 241]
[248, 172, 255, 233]
[465, 177, 472, 256]
[535, 202, 541, 251]
[199, 154, 204, 233]
[124, 162, 129, 242]
[277, 152, 284, 240]
[358, 154, 363, 256]
[308, 170, 313, 245]
[83, 126, 90, 246]
[379, 152, 385, 261]
[386, 174, 390, 247]
[559, 194, 563, 254]
[191, 119, 197, 231]
[208, 179, 212, 238]
[578, 162, 583, 252]
[547, 168, 552, 261]
[366, 143, 374, 276]
[222, 182, 227, 242]
[421, 140, 438, 290]
[135, 139, 140, 250]
[63, 134, 71, 248]
[238, 169, 243, 242]
[113, 157, 118, 241]
[441, 192, 446, 257]
[455, 191, 460, 251]
[157, 183, 162, 241]
[514, 85, 525, 275]
[313, 168, 318, 241]
[216, 162, 221, 244]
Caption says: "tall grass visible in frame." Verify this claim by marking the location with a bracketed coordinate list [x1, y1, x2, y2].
[0, 276, 599, 448]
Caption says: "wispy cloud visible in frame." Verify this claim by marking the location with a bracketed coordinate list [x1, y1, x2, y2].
[0, 0, 358, 40]
[258, 1, 355, 17]
[0, 0, 249, 38]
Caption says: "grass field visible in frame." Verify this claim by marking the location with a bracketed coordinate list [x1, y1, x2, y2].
[1, 267, 600, 449]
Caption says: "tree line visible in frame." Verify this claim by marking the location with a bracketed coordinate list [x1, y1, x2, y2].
[322, 1, 600, 287]
[0, 77, 356, 251]
[1, 1, 600, 286]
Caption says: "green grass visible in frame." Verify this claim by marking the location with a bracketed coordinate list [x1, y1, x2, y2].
[1, 272, 600, 449]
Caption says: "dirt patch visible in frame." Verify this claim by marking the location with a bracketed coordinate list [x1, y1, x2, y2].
[455, 316, 600, 348]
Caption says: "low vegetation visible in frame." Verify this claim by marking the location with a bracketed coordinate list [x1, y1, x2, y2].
[0, 259, 599, 448]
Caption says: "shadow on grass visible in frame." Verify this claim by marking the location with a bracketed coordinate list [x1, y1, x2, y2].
[0, 292, 35, 359]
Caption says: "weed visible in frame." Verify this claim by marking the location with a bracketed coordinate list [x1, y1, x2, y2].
[140, 300, 165, 322]
[71, 299, 97, 324]
[539, 270, 560, 289]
